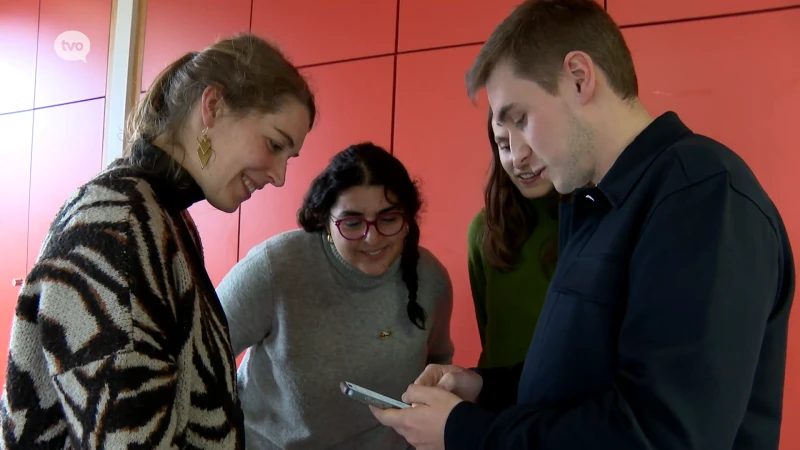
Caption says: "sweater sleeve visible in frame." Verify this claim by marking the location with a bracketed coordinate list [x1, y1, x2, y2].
[467, 211, 488, 349]
[426, 265, 455, 365]
[217, 242, 275, 356]
[2, 208, 187, 448]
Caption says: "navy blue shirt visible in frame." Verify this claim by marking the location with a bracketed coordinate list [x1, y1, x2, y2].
[445, 112, 794, 449]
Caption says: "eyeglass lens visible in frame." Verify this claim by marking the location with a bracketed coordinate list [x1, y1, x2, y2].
[337, 213, 405, 240]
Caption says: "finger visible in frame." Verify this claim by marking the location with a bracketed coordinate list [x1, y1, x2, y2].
[369, 405, 396, 426]
[413, 365, 440, 386]
[437, 372, 457, 392]
[402, 384, 444, 405]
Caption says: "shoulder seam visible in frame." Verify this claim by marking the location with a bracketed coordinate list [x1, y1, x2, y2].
[675, 156, 778, 237]
[645, 168, 778, 242]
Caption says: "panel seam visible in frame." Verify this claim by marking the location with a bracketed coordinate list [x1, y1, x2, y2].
[286, 3, 800, 71]
[248, 0, 254, 32]
[619, 4, 798, 29]
[241, 0, 255, 262]
[390, 0, 400, 154]
[26, 0, 44, 272]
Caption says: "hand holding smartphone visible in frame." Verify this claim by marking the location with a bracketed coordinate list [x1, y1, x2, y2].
[340, 381, 411, 409]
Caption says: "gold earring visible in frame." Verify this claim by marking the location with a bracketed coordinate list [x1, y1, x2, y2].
[197, 127, 212, 169]
[327, 231, 332, 243]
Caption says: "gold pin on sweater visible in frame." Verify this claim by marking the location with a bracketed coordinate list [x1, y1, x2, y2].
[379, 330, 392, 340]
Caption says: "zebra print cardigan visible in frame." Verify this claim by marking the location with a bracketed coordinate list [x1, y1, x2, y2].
[0, 143, 244, 449]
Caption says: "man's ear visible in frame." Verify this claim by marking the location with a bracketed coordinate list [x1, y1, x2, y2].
[563, 51, 596, 104]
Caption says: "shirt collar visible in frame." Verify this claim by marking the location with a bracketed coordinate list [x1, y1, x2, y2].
[594, 111, 692, 208]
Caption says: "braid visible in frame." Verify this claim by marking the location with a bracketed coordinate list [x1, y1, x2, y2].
[401, 223, 426, 330]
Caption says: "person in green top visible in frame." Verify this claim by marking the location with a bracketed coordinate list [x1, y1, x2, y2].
[468, 110, 560, 368]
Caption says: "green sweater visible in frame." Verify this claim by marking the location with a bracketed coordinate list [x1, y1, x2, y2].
[467, 200, 559, 368]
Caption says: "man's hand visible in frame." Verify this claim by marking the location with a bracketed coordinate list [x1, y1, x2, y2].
[415, 364, 483, 403]
[370, 384, 464, 450]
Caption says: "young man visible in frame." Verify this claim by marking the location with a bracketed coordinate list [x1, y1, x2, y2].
[371, 0, 795, 449]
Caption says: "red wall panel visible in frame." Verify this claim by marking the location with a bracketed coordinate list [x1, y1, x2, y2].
[623, 10, 800, 448]
[251, 0, 396, 66]
[397, 0, 603, 52]
[140, 0, 251, 90]
[188, 203, 240, 288]
[0, 2, 39, 114]
[394, 46, 491, 367]
[28, 99, 105, 269]
[238, 56, 394, 256]
[0, 111, 34, 388]
[608, 0, 797, 25]
[34, 0, 111, 108]
[397, 0, 518, 52]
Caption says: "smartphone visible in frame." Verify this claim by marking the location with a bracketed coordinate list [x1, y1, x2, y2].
[340, 381, 411, 409]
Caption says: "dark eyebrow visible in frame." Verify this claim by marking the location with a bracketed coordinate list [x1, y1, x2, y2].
[495, 102, 520, 124]
[338, 206, 398, 217]
[275, 127, 295, 149]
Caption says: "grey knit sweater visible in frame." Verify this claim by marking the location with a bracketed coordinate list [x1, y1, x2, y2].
[217, 229, 454, 449]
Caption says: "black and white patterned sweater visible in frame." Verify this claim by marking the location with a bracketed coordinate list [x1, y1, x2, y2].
[0, 143, 244, 449]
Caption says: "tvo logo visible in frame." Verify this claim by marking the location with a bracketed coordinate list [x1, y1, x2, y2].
[54, 30, 90, 62]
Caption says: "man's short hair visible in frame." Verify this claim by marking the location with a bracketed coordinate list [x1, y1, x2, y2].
[466, 0, 638, 101]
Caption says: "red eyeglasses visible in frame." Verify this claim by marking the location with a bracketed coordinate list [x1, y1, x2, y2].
[333, 212, 407, 241]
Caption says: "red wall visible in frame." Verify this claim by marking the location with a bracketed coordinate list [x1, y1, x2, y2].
[1, 0, 798, 445]
[0, 0, 111, 388]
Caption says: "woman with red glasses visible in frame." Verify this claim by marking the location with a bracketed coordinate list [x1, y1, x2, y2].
[216, 142, 454, 449]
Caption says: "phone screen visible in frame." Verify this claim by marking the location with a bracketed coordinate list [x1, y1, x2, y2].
[340, 381, 411, 409]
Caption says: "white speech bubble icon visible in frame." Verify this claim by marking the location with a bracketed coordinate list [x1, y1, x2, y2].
[54, 30, 91, 63]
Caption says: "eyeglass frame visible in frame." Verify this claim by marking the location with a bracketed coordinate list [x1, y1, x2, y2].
[331, 212, 407, 241]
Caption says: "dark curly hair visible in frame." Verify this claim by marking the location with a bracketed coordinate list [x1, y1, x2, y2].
[298, 143, 426, 330]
